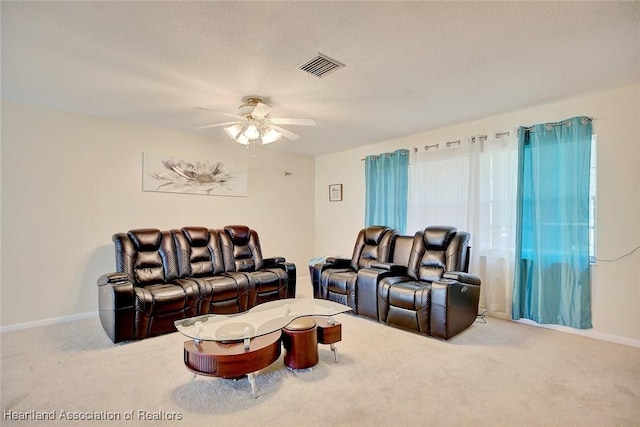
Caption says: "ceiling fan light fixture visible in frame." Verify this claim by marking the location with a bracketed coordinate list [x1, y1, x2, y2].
[236, 133, 250, 145]
[244, 123, 260, 140]
[224, 124, 242, 139]
[261, 128, 282, 145]
[196, 96, 315, 148]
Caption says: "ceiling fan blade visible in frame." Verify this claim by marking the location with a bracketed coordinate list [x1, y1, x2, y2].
[270, 117, 317, 126]
[252, 102, 274, 119]
[192, 107, 238, 119]
[271, 125, 300, 141]
[195, 121, 237, 130]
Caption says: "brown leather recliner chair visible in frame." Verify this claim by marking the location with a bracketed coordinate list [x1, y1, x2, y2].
[98, 229, 200, 343]
[219, 225, 293, 307]
[173, 226, 252, 314]
[377, 226, 480, 339]
[312, 225, 481, 340]
[311, 226, 397, 313]
[98, 225, 296, 343]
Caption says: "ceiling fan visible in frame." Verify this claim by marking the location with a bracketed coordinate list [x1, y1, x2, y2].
[194, 97, 317, 145]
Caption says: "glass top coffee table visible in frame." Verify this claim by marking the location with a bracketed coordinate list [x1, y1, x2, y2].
[175, 298, 352, 398]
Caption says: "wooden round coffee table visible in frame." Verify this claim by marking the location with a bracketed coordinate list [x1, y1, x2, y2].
[183, 330, 282, 398]
[175, 299, 353, 398]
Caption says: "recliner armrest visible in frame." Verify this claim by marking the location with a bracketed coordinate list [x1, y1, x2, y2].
[263, 257, 286, 266]
[97, 273, 135, 310]
[325, 257, 352, 267]
[311, 257, 352, 299]
[97, 272, 130, 286]
[443, 271, 481, 286]
[97, 273, 136, 343]
[370, 262, 408, 274]
[356, 267, 407, 320]
[262, 258, 296, 298]
[430, 278, 481, 340]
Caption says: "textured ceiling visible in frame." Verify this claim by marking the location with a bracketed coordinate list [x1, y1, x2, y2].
[2, 1, 638, 157]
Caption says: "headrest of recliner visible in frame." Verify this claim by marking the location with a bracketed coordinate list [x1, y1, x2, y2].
[128, 229, 162, 251]
[181, 227, 210, 246]
[423, 226, 457, 249]
[364, 226, 391, 245]
[224, 225, 251, 244]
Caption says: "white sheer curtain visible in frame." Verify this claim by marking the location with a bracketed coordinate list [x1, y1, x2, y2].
[407, 131, 517, 318]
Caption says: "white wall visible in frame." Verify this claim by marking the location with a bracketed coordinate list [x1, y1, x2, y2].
[315, 85, 640, 343]
[1, 101, 315, 327]
[3, 86, 639, 344]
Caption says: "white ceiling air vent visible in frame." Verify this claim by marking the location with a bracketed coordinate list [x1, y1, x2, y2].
[298, 54, 345, 78]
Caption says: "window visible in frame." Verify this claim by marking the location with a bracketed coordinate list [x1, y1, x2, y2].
[407, 137, 517, 257]
[407, 136, 518, 317]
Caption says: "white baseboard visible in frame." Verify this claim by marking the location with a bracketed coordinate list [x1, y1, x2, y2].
[513, 318, 640, 348]
[0, 311, 98, 334]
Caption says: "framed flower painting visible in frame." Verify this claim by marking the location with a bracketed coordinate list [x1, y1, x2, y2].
[142, 153, 248, 197]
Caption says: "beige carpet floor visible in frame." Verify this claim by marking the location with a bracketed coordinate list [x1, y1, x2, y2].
[1, 304, 639, 426]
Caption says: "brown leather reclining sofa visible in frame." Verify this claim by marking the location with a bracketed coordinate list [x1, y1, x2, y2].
[312, 225, 480, 340]
[97, 225, 296, 343]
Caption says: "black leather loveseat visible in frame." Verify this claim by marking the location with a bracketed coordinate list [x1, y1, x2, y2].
[312, 225, 480, 340]
[97, 225, 296, 343]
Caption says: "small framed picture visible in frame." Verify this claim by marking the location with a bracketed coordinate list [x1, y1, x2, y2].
[329, 184, 343, 202]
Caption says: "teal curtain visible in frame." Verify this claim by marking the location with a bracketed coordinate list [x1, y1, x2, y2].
[512, 117, 592, 328]
[365, 149, 409, 233]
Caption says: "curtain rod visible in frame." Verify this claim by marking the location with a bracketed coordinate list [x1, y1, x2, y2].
[361, 117, 592, 160]
[361, 129, 513, 159]
[524, 117, 592, 132]
[361, 127, 516, 160]
[360, 148, 410, 161]
[418, 134, 495, 153]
